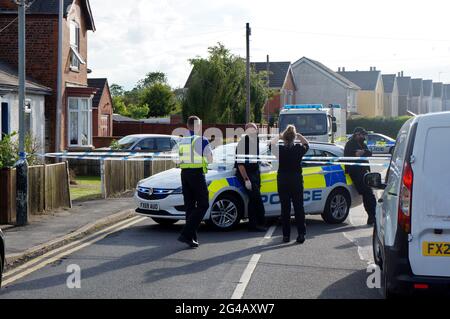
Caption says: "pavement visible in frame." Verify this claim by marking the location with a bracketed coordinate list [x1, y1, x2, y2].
[1, 197, 136, 270]
[0, 203, 381, 299]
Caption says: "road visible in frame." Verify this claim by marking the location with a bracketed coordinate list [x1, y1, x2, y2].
[0, 203, 381, 299]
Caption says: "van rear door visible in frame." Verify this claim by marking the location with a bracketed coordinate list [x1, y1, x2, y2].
[409, 113, 450, 277]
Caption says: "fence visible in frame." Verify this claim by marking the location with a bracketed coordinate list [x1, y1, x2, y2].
[102, 159, 176, 198]
[0, 162, 71, 224]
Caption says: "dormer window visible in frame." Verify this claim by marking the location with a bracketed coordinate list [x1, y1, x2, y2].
[70, 20, 85, 71]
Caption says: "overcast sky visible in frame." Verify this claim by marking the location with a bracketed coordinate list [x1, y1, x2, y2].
[88, 0, 450, 90]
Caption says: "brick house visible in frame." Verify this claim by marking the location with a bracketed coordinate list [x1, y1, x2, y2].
[88, 78, 113, 137]
[0, 0, 111, 152]
[251, 61, 296, 123]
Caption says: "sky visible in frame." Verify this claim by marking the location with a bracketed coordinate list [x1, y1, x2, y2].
[88, 0, 450, 90]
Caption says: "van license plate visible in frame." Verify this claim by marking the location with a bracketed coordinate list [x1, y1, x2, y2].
[140, 202, 160, 211]
[423, 242, 450, 257]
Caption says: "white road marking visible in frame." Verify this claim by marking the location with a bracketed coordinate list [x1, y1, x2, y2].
[2, 217, 146, 287]
[264, 225, 277, 239]
[231, 254, 261, 299]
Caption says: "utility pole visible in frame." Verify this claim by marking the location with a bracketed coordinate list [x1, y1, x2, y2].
[15, 0, 28, 226]
[246, 22, 251, 123]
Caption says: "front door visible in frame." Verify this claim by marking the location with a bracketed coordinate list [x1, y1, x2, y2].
[1, 102, 9, 137]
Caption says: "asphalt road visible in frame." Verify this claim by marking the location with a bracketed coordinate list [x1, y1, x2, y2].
[0, 202, 381, 299]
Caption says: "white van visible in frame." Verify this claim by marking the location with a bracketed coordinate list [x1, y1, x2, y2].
[365, 112, 450, 297]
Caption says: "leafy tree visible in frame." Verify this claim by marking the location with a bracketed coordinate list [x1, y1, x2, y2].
[136, 72, 168, 90]
[110, 84, 125, 98]
[112, 96, 127, 114]
[140, 83, 178, 117]
[183, 43, 273, 124]
[127, 104, 150, 120]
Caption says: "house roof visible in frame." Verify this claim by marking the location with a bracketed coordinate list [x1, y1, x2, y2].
[433, 82, 443, 98]
[422, 80, 433, 96]
[0, 60, 51, 95]
[113, 114, 139, 122]
[382, 74, 396, 94]
[0, 0, 95, 31]
[292, 57, 360, 90]
[337, 70, 381, 91]
[250, 61, 292, 89]
[411, 79, 423, 97]
[397, 76, 412, 96]
[88, 78, 109, 108]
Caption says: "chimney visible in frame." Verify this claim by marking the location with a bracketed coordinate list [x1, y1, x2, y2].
[338, 67, 341, 72]
[342, 67, 346, 72]
[266, 55, 270, 86]
[0, 0, 17, 10]
[401, 71, 404, 77]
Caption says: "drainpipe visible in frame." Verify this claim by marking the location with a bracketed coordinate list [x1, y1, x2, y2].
[55, 0, 63, 152]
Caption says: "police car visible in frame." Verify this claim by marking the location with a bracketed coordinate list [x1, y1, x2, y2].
[134, 142, 362, 230]
[366, 133, 396, 155]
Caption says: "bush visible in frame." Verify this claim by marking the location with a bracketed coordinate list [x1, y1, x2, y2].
[347, 116, 412, 139]
[0, 132, 42, 169]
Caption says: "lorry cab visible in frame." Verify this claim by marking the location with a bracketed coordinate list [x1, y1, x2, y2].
[365, 111, 450, 297]
[279, 104, 339, 143]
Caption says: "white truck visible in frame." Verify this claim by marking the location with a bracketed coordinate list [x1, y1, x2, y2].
[278, 104, 345, 143]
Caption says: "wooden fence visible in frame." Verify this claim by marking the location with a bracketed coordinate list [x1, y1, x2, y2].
[102, 160, 176, 198]
[0, 162, 71, 224]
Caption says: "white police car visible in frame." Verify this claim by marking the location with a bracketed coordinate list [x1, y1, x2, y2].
[366, 133, 396, 155]
[134, 142, 362, 230]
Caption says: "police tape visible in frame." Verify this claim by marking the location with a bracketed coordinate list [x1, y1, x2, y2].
[39, 152, 391, 168]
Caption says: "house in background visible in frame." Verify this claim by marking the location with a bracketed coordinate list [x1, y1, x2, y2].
[0, 60, 51, 153]
[410, 79, 423, 115]
[421, 80, 433, 114]
[0, 0, 112, 152]
[291, 57, 360, 138]
[251, 61, 296, 123]
[88, 78, 113, 137]
[444, 85, 450, 112]
[431, 82, 443, 113]
[338, 67, 384, 117]
[396, 74, 412, 116]
[382, 74, 399, 117]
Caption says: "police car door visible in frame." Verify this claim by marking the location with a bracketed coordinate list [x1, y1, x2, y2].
[259, 144, 281, 216]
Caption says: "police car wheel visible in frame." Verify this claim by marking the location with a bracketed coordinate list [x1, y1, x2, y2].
[207, 194, 242, 230]
[151, 218, 178, 226]
[322, 189, 350, 224]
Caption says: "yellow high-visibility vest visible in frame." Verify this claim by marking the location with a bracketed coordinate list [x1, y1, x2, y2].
[179, 136, 208, 173]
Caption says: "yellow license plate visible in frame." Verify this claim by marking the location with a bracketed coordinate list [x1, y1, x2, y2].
[423, 242, 450, 257]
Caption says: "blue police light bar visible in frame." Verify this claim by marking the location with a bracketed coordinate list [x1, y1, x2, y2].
[284, 104, 324, 110]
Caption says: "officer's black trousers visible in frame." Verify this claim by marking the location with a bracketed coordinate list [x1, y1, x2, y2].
[180, 168, 209, 241]
[238, 171, 266, 229]
[349, 170, 376, 218]
[277, 173, 306, 238]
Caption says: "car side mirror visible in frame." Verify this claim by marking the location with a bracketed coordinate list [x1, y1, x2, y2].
[364, 173, 386, 190]
[332, 123, 337, 133]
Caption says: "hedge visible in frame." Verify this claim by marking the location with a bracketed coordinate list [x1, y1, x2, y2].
[347, 116, 412, 139]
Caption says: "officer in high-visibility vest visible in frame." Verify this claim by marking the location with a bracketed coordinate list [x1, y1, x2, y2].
[177, 116, 213, 248]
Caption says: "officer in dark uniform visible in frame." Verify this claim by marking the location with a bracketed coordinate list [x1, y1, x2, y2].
[344, 127, 376, 225]
[177, 116, 213, 248]
[235, 123, 267, 232]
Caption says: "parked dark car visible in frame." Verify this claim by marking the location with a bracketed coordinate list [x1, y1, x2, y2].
[100, 134, 181, 152]
[0, 229, 5, 287]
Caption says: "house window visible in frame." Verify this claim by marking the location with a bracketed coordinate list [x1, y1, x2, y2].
[70, 21, 84, 70]
[68, 97, 92, 147]
[1, 102, 9, 138]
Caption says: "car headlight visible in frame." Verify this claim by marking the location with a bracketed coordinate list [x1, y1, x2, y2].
[172, 187, 183, 194]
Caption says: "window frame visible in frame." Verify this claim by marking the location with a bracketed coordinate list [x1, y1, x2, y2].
[69, 20, 82, 71]
[68, 97, 92, 148]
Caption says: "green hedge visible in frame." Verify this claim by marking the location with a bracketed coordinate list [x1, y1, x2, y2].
[347, 116, 412, 139]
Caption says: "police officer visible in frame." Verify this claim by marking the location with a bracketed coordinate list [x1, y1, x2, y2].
[235, 123, 267, 232]
[177, 116, 213, 248]
[344, 127, 376, 225]
[271, 125, 309, 244]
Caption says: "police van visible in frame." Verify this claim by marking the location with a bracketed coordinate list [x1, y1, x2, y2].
[365, 112, 450, 297]
[135, 142, 361, 230]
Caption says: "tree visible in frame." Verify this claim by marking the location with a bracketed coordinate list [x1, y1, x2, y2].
[136, 72, 168, 90]
[140, 83, 178, 117]
[110, 83, 125, 98]
[182, 43, 273, 124]
[127, 104, 150, 120]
